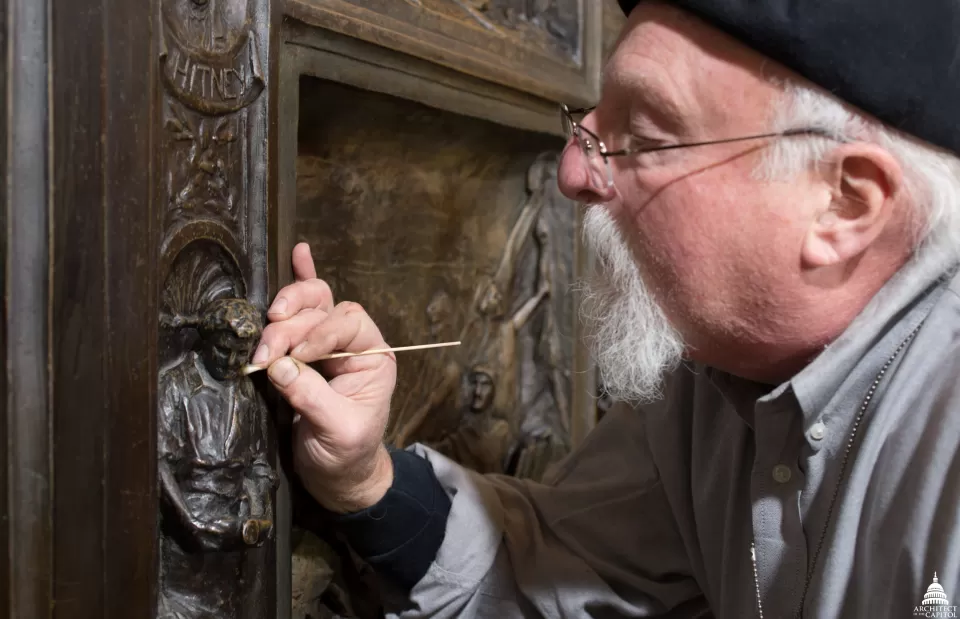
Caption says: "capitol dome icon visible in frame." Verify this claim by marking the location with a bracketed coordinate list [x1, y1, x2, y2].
[922, 573, 950, 606]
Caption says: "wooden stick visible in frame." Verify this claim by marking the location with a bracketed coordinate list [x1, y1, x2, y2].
[241, 341, 461, 376]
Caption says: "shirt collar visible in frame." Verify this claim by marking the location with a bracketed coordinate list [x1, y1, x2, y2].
[790, 250, 958, 422]
[706, 250, 959, 425]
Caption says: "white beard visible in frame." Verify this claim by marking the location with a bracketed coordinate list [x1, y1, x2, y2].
[579, 206, 686, 405]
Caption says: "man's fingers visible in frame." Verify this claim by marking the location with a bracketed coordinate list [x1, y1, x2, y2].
[267, 278, 334, 320]
[292, 242, 317, 282]
[291, 302, 390, 366]
[254, 308, 327, 368]
[255, 301, 388, 372]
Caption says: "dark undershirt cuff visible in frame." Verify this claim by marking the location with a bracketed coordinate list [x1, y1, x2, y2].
[323, 447, 452, 592]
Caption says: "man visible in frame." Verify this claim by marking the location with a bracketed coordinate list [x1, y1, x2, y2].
[252, 0, 960, 616]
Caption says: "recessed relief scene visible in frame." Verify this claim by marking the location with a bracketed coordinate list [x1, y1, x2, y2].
[295, 76, 578, 479]
[157, 242, 278, 619]
[288, 75, 579, 617]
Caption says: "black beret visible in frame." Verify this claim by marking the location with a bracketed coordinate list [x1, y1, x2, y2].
[617, 0, 960, 155]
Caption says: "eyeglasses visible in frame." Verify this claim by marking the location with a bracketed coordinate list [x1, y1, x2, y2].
[560, 104, 843, 191]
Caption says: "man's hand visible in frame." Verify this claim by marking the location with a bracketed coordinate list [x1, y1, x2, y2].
[255, 242, 397, 513]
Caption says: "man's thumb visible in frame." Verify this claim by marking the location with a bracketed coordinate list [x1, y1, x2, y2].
[266, 357, 337, 428]
[267, 356, 301, 388]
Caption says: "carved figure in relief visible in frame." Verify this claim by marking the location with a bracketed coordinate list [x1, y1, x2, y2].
[158, 297, 278, 619]
[528, 160, 570, 436]
[156, 0, 271, 613]
[430, 368, 513, 474]
[167, 104, 239, 215]
[503, 156, 574, 478]
[393, 270, 548, 472]
[428, 259, 548, 474]
[390, 197, 544, 457]
[504, 215, 569, 479]
[393, 155, 562, 475]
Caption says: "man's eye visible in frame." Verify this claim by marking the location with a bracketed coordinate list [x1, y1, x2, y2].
[630, 134, 664, 149]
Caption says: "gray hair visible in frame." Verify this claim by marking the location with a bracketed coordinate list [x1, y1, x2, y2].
[757, 80, 960, 266]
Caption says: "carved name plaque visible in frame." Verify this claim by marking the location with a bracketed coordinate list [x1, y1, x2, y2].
[156, 0, 275, 617]
[160, 0, 265, 115]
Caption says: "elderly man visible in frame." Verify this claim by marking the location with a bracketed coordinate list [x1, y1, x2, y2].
[253, 1, 960, 617]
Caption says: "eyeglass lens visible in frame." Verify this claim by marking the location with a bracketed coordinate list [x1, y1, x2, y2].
[561, 106, 614, 190]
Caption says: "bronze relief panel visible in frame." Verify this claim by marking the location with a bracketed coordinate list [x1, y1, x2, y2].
[295, 77, 578, 479]
[156, 0, 276, 617]
[158, 243, 277, 619]
[284, 0, 605, 107]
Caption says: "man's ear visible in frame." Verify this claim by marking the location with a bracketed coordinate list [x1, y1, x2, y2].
[801, 143, 903, 268]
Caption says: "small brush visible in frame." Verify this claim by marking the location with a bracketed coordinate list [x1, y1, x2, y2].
[241, 340, 462, 376]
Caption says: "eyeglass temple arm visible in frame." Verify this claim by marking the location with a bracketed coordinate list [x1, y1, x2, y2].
[603, 127, 846, 157]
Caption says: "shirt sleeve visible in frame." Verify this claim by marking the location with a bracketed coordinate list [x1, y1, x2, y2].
[392, 402, 706, 618]
[323, 446, 452, 592]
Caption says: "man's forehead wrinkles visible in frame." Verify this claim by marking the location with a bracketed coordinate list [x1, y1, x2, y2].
[604, 58, 686, 123]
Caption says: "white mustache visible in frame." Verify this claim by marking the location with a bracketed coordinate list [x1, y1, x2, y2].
[579, 206, 686, 405]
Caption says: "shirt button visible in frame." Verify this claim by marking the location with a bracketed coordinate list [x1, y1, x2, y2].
[810, 422, 826, 441]
[772, 464, 792, 484]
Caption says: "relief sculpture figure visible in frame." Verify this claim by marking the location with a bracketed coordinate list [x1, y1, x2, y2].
[392, 154, 560, 475]
[428, 262, 547, 475]
[429, 367, 511, 474]
[156, 0, 274, 615]
[525, 158, 571, 434]
[158, 297, 278, 619]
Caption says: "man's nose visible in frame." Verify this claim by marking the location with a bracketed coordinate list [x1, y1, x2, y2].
[557, 139, 618, 205]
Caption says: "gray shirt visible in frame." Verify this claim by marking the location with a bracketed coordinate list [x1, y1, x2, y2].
[395, 248, 960, 618]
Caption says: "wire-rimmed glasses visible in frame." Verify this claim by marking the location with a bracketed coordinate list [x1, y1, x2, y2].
[560, 104, 842, 191]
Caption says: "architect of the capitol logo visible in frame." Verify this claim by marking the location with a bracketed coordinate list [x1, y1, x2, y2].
[914, 573, 958, 618]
